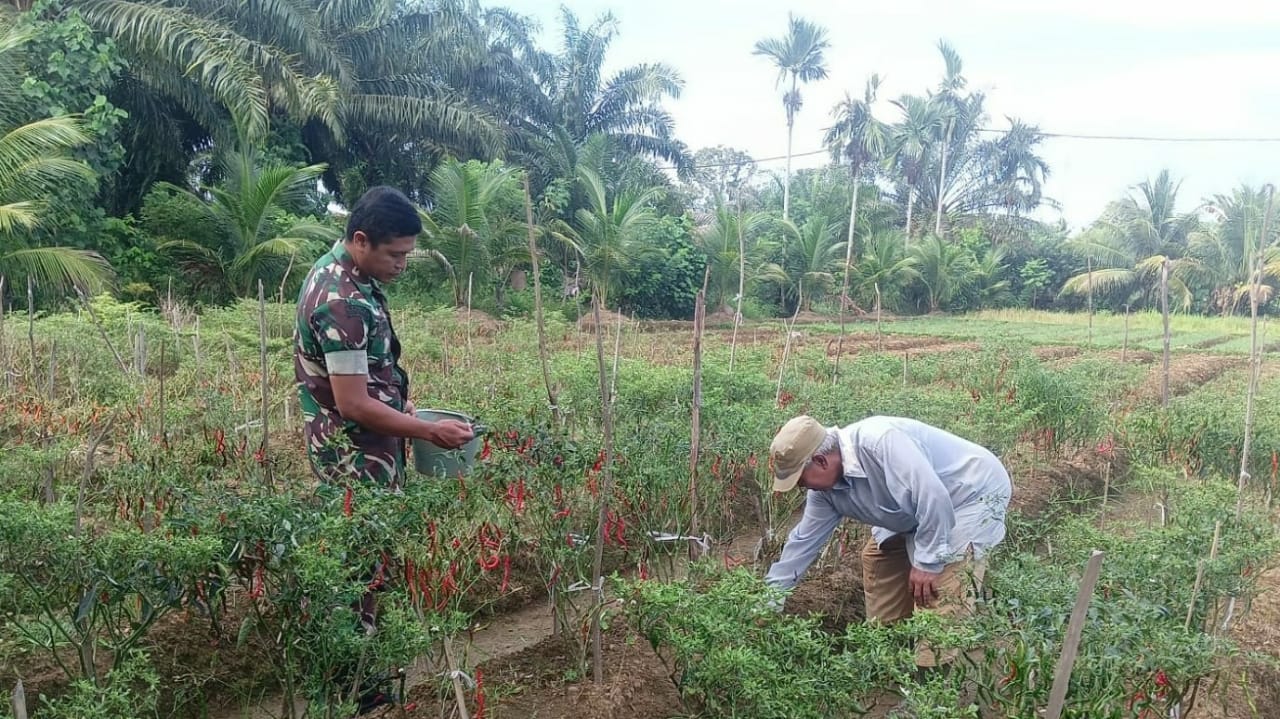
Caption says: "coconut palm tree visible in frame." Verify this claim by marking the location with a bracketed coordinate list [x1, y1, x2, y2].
[760, 218, 842, 312]
[552, 166, 660, 310]
[1060, 172, 1203, 310]
[156, 147, 338, 301]
[753, 13, 830, 221]
[910, 234, 978, 312]
[694, 204, 775, 314]
[419, 158, 525, 307]
[0, 23, 112, 295]
[849, 229, 920, 313]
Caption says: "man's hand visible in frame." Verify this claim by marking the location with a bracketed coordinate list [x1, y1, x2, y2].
[910, 566, 941, 608]
[423, 419, 474, 449]
[403, 400, 415, 416]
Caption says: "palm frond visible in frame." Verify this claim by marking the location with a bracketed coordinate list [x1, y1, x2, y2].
[0, 247, 114, 294]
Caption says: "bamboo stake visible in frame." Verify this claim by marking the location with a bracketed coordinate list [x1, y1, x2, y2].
[775, 288, 801, 406]
[524, 176, 562, 429]
[609, 312, 623, 405]
[442, 637, 472, 719]
[158, 341, 167, 446]
[27, 276, 35, 376]
[689, 289, 706, 561]
[875, 283, 883, 351]
[1121, 305, 1130, 363]
[75, 287, 128, 375]
[729, 197, 746, 372]
[589, 291, 616, 684]
[258, 281, 272, 486]
[1238, 185, 1275, 514]
[1185, 522, 1222, 631]
[41, 341, 55, 504]
[76, 414, 116, 536]
[465, 272, 474, 370]
[1045, 550, 1106, 719]
[11, 679, 26, 719]
[1160, 258, 1171, 408]
[1086, 255, 1094, 346]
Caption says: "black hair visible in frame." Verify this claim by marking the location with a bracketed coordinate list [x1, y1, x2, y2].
[345, 186, 422, 246]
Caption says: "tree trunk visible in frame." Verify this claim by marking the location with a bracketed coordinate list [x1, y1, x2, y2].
[730, 198, 746, 372]
[833, 169, 861, 384]
[688, 290, 706, 560]
[935, 120, 952, 237]
[905, 187, 916, 238]
[1086, 256, 1094, 346]
[524, 177, 562, 428]
[783, 76, 796, 222]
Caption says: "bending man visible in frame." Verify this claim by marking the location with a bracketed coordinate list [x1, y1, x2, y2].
[764, 415, 1011, 667]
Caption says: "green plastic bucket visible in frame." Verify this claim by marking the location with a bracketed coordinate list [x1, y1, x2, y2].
[411, 409, 485, 477]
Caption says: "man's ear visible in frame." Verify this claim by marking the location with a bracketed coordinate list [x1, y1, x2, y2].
[350, 230, 368, 248]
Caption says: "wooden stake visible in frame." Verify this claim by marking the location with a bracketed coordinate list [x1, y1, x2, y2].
[1086, 255, 1094, 346]
[689, 289, 706, 561]
[1045, 550, 1106, 719]
[76, 414, 116, 536]
[158, 341, 167, 446]
[27, 275, 35, 376]
[258, 281, 272, 486]
[465, 272, 474, 370]
[875, 283, 883, 351]
[40, 341, 55, 504]
[730, 197, 746, 372]
[589, 291, 617, 684]
[442, 637, 472, 719]
[524, 176, 562, 428]
[1121, 305, 1130, 363]
[775, 289, 801, 406]
[1160, 258, 1171, 408]
[1185, 522, 1222, 631]
[1238, 185, 1275, 514]
[11, 679, 26, 719]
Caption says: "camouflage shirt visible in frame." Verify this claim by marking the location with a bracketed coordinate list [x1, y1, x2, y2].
[295, 242, 410, 486]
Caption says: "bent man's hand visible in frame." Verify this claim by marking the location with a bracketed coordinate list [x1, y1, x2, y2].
[909, 566, 941, 608]
[424, 419, 474, 449]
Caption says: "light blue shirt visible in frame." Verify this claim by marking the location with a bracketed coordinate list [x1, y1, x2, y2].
[765, 416, 1011, 590]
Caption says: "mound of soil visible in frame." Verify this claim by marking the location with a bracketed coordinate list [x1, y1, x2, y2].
[576, 310, 630, 331]
[453, 307, 503, 337]
[1130, 354, 1244, 405]
[1034, 346, 1082, 361]
[405, 622, 683, 719]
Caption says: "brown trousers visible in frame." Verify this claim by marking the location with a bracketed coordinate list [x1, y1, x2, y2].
[861, 534, 985, 667]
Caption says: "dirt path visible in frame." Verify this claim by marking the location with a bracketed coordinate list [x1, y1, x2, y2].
[1128, 354, 1244, 406]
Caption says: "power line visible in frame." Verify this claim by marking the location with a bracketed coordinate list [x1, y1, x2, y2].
[668, 127, 1280, 171]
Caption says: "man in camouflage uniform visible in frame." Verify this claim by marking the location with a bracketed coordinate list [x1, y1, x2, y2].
[295, 185, 472, 488]
[294, 185, 472, 714]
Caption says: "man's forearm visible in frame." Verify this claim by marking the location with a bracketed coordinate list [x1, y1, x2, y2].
[345, 398, 433, 441]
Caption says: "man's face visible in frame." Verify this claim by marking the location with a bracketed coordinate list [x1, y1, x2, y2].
[797, 451, 841, 491]
[349, 232, 415, 283]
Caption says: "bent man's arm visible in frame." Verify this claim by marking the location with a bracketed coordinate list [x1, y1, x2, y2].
[331, 374, 461, 444]
[764, 490, 843, 593]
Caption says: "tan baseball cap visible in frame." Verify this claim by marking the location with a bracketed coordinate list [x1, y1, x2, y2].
[770, 415, 827, 492]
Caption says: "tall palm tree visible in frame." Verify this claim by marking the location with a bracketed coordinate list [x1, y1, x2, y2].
[825, 75, 887, 316]
[81, 0, 510, 207]
[519, 8, 690, 191]
[0, 23, 112, 295]
[157, 147, 338, 301]
[888, 95, 943, 239]
[552, 166, 660, 310]
[753, 13, 830, 221]
[931, 41, 967, 237]
[419, 158, 524, 307]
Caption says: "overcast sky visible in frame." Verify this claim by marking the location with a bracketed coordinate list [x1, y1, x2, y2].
[499, 0, 1280, 229]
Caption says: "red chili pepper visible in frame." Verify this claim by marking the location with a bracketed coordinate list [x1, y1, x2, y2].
[499, 556, 511, 593]
[554, 485, 564, 505]
[474, 667, 486, 719]
[479, 551, 500, 571]
[451, 537, 462, 549]
[479, 435, 492, 461]
[554, 507, 571, 520]
[343, 487, 353, 517]
[638, 562, 649, 580]
[711, 454, 722, 478]
[1001, 662, 1016, 686]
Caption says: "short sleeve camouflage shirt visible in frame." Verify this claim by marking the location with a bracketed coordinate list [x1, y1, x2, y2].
[294, 242, 410, 486]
